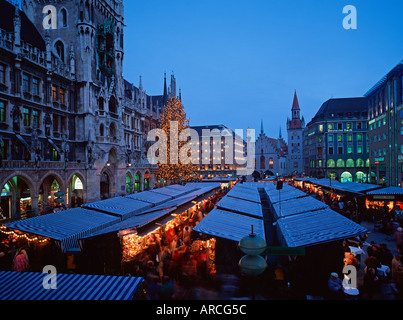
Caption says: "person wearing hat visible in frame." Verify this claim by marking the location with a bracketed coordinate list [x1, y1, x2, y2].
[328, 272, 344, 299]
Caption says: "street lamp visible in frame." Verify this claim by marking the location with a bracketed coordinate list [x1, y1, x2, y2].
[238, 225, 267, 276]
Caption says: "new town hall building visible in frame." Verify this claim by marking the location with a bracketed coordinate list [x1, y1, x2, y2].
[0, 0, 177, 220]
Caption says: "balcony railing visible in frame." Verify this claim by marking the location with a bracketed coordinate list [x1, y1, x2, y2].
[0, 161, 87, 170]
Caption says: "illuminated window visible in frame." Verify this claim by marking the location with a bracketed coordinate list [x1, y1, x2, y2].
[269, 157, 274, 169]
[23, 107, 30, 127]
[327, 159, 335, 168]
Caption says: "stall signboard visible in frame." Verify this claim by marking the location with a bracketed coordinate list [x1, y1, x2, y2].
[373, 195, 395, 200]
[264, 246, 306, 256]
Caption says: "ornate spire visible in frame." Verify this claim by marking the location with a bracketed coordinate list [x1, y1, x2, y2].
[292, 90, 300, 111]
[163, 72, 168, 106]
[260, 119, 264, 135]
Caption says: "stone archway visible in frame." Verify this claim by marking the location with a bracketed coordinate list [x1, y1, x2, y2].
[341, 171, 353, 183]
[0, 175, 34, 220]
[100, 170, 111, 200]
[38, 174, 65, 214]
[68, 173, 85, 208]
[126, 172, 134, 194]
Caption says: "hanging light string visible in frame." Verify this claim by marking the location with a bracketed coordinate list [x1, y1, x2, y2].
[0, 225, 49, 244]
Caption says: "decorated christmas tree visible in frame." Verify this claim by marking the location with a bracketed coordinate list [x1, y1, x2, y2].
[157, 97, 195, 184]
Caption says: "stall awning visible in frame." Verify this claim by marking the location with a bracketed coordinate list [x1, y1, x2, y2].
[15, 134, 30, 150]
[0, 271, 143, 300]
[272, 196, 328, 220]
[276, 208, 368, 248]
[226, 186, 261, 204]
[149, 186, 194, 198]
[81, 208, 177, 240]
[5, 208, 120, 252]
[265, 187, 307, 204]
[193, 208, 265, 242]
[366, 187, 403, 196]
[82, 197, 153, 220]
[126, 191, 172, 205]
[216, 196, 263, 219]
[47, 138, 61, 153]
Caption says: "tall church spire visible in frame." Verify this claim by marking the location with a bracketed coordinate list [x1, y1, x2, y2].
[260, 119, 264, 135]
[292, 90, 301, 120]
[292, 90, 300, 111]
[163, 72, 168, 106]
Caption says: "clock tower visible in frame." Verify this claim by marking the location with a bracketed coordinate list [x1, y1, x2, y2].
[286, 90, 305, 175]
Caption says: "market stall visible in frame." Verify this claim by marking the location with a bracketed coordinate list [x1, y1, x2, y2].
[0, 271, 144, 300]
[365, 187, 403, 223]
[78, 185, 223, 278]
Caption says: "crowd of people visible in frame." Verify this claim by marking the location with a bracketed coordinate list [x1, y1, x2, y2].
[123, 188, 228, 300]
[0, 237, 31, 273]
[291, 180, 403, 300]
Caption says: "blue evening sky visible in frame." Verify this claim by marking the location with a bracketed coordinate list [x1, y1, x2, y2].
[123, 0, 403, 139]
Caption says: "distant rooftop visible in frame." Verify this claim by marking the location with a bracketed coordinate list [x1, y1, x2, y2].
[308, 97, 368, 125]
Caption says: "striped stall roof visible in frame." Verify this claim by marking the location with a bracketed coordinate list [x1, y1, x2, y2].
[0, 271, 143, 300]
[272, 196, 328, 220]
[265, 187, 307, 203]
[216, 196, 263, 219]
[82, 197, 153, 219]
[276, 208, 368, 247]
[366, 187, 403, 195]
[227, 186, 261, 203]
[125, 191, 172, 205]
[82, 208, 176, 239]
[149, 186, 194, 198]
[5, 208, 120, 252]
[193, 208, 265, 242]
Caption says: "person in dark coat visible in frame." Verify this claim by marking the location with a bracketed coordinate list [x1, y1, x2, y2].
[327, 272, 344, 299]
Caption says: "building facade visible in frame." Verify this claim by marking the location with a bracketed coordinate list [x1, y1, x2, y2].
[303, 97, 370, 183]
[255, 122, 288, 178]
[189, 125, 247, 180]
[366, 60, 403, 186]
[0, 0, 169, 221]
[286, 91, 305, 175]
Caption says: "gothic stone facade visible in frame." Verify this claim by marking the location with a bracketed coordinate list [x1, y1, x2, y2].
[0, 0, 165, 220]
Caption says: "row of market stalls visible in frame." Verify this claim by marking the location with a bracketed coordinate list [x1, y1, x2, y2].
[292, 178, 403, 218]
[192, 181, 369, 297]
[0, 183, 223, 277]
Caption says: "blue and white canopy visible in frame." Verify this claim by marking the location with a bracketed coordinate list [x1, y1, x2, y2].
[193, 208, 265, 242]
[5, 208, 120, 252]
[366, 187, 403, 195]
[82, 197, 153, 220]
[271, 196, 328, 220]
[149, 187, 192, 198]
[81, 208, 177, 239]
[0, 271, 143, 300]
[125, 191, 172, 205]
[216, 196, 263, 219]
[226, 186, 261, 203]
[276, 208, 368, 247]
[265, 187, 307, 203]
